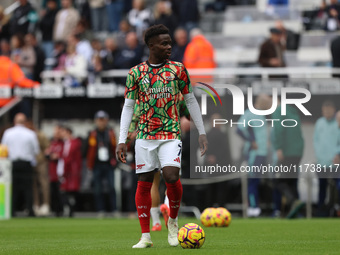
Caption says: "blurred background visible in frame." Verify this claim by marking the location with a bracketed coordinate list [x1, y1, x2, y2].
[0, 0, 340, 220]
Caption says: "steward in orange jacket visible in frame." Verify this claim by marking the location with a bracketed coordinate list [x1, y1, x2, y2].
[0, 56, 39, 106]
[183, 30, 216, 84]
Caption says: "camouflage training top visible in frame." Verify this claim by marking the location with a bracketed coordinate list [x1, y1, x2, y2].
[124, 60, 192, 140]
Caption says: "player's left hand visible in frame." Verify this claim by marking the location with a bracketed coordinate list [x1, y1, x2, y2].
[199, 134, 208, 156]
[116, 143, 127, 163]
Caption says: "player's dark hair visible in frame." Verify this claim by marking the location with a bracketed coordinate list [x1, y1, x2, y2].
[322, 100, 335, 108]
[144, 24, 170, 46]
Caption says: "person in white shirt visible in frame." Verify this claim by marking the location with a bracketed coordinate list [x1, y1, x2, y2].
[1, 113, 40, 216]
[68, 33, 93, 65]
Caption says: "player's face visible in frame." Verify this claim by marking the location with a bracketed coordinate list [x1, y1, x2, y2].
[151, 34, 172, 61]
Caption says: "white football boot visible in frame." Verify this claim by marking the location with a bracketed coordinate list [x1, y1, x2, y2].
[132, 237, 153, 248]
[167, 217, 179, 246]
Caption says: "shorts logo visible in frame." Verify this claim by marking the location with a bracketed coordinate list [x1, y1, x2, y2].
[136, 164, 145, 170]
[174, 157, 181, 163]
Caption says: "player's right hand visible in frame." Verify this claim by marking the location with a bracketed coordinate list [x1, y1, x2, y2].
[116, 143, 127, 163]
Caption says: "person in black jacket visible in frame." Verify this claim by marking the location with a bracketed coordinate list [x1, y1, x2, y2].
[0, 6, 11, 41]
[154, 1, 178, 40]
[331, 35, 340, 78]
[25, 33, 46, 82]
[9, 0, 38, 36]
[179, 0, 199, 32]
[170, 27, 188, 62]
[40, 0, 59, 59]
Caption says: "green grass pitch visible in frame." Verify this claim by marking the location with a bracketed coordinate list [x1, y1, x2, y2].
[1, 218, 340, 254]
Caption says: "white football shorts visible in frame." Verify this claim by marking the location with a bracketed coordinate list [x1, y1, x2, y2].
[135, 139, 182, 174]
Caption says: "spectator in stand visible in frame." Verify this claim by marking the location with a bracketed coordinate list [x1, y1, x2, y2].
[115, 19, 133, 49]
[101, 37, 120, 71]
[57, 125, 82, 217]
[183, 28, 216, 84]
[26, 121, 51, 217]
[63, 44, 87, 87]
[11, 34, 36, 79]
[326, 0, 340, 31]
[25, 33, 45, 83]
[168, 0, 181, 20]
[99, 37, 122, 83]
[128, 0, 154, 41]
[171, 27, 188, 62]
[39, 0, 59, 59]
[313, 101, 338, 215]
[86, 111, 118, 217]
[0, 39, 11, 57]
[183, 28, 216, 69]
[1, 113, 40, 217]
[0, 55, 39, 108]
[88, 39, 104, 84]
[91, 39, 104, 58]
[0, 6, 10, 41]
[74, 20, 93, 41]
[10, 34, 24, 65]
[68, 33, 93, 65]
[154, 1, 178, 40]
[331, 35, 340, 77]
[258, 27, 286, 78]
[106, 0, 124, 33]
[116, 31, 144, 69]
[89, 0, 108, 33]
[41, 0, 61, 9]
[9, 0, 38, 36]
[313, 0, 328, 30]
[45, 124, 64, 217]
[53, 0, 80, 42]
[51, 41, 67, 70]
[74, 0, 91, 28]
[275, 20, 299, 51]
[179, 0, 199, 32]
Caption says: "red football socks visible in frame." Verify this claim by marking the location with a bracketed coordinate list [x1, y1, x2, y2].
[166, 179, 183, 219]
[135, 181, 152, 233]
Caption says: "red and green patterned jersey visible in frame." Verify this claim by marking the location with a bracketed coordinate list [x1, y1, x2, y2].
[125, 60, 192, 140]
[128, 93, 190, 134]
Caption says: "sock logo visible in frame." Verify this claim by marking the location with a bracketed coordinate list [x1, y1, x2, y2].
[138, 206, 147, 209]
[139, 213, 148, 218]
[136, 164, 145, 170]
[174, 157, 180, 163]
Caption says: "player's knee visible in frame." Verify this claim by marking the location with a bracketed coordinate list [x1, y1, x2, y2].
[138, 172, 154, 182]
[164, 174, 179, 184]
